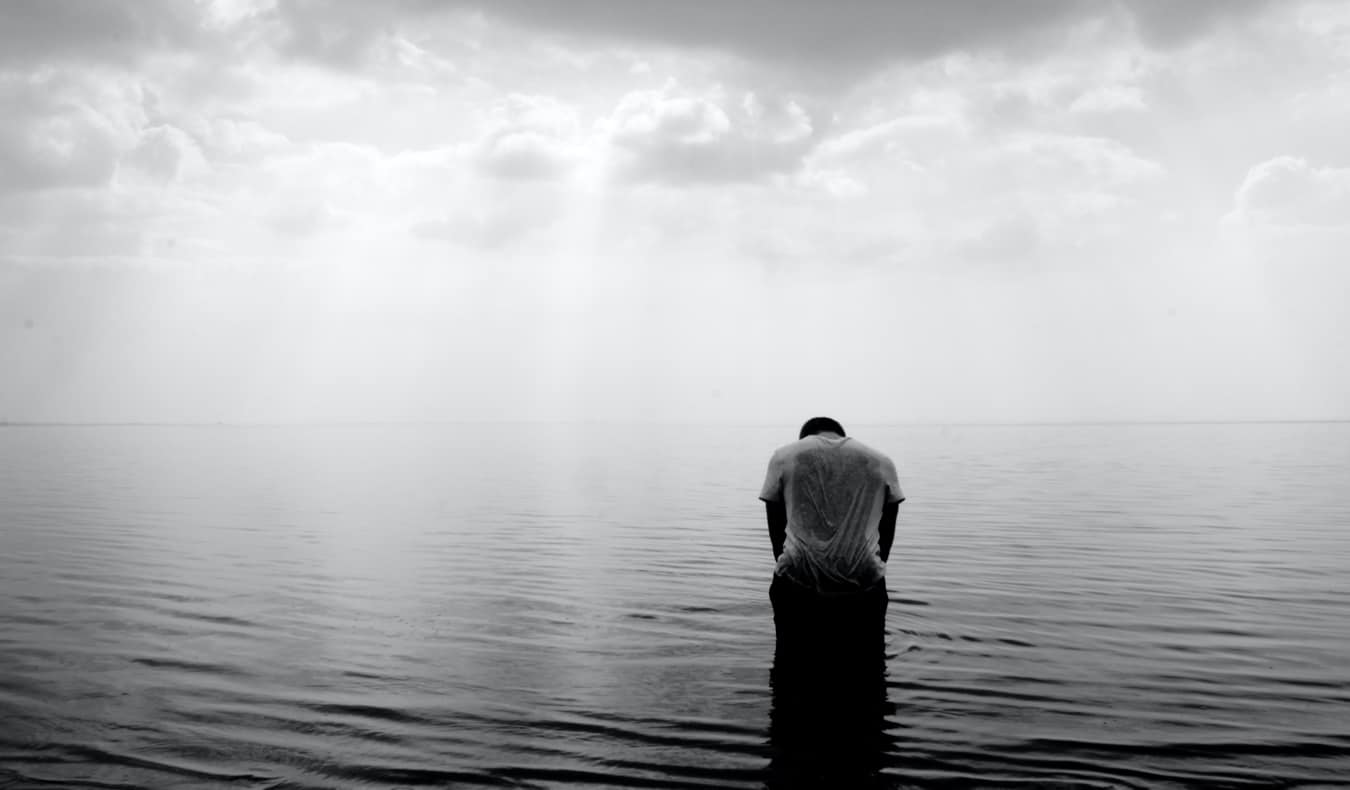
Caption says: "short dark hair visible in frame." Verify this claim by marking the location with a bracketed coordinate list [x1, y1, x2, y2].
[799, 417, 846, 439]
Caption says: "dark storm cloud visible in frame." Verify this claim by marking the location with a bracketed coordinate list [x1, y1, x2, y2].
[475, 0, 1276, 57]
[0, 0, 207, 65]
[271, 0, 401, 67]
[455, 0, 1080, 69]
[0, 1, 1278, 72]
[266, 0, 1277, 72]
[1125, 0, 1273, 47]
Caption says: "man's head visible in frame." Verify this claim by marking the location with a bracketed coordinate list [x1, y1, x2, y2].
[798, 416, 846, 440]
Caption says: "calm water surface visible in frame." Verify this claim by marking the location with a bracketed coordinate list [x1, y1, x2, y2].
[2, 422, 1348, 789]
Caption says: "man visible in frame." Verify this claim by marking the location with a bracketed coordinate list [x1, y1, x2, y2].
[758, 417, 904, 650]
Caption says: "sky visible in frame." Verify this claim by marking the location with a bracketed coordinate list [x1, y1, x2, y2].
[1, 0, 1348, 425]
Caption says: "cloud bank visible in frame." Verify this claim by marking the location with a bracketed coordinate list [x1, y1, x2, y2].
[1, 0, 1348, 424]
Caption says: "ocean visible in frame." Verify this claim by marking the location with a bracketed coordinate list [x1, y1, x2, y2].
[2, 422, 1348, 789]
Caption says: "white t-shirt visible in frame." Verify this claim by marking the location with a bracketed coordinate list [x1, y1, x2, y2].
[758, 433, 904, 594]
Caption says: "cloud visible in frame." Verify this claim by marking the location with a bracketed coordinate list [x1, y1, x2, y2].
[231, 0, 1277, 87]
[1067, 84, 1147, 114]
[120, 125, 209, 184]
[410, 195, 560, 249]
[256, 0, 1277, 77]
[794, 168, 870, 200]
[791, 112, 961, 198]
[0, 188, 156, 260]
[266, 198, 345, 237]
[603, 85, 814, 184]
[0, 71, 147, 194]
[443, 0, 1197, 75]
[409, 169, 567, 250]
[991, 132, 1165, 187]
[940, 133, 1166, 250]
[412, 211, 535, 249]
[1125, 0, 1274, 47]
[473, 95, 583, 182]
[1231, 156, 1350, 228]
[953, 214, 1044, 263]
[186, 118, 293, 164]
[477, 131, 577, 181]
[241, 0, 1062, 75]
[741, 226, 909, 269]
[0, 0, 208, 65]
[743, 118, 1169, 269]
[806, 113, 1164, 202]
[812, 114, 966, 166]
[0, 0, 1281, 79]
[270, 0, 401, 67]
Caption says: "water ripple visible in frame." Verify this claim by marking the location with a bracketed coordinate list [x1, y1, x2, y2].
[2, 422, 1349, 788]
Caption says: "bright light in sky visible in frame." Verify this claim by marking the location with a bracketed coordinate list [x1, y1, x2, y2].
[2, 0, 1348, 424]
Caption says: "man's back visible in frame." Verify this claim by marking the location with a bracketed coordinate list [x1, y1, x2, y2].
[760, 432, 904, 594]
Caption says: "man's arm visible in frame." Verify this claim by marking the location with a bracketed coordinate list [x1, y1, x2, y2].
[765, 500, 787, 560]
[878, 500, 899, 563]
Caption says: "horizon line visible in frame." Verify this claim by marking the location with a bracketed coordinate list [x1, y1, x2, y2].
[2, 418, 1348, 428]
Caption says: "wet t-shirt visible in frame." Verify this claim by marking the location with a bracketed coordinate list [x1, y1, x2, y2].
[758, 434, 904, 595]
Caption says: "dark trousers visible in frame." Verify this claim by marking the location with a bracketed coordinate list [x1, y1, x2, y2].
[767, 575, 892, 788]
[770, 574, 889, 657]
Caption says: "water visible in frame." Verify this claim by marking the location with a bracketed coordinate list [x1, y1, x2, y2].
[2, 422, 1348, 789]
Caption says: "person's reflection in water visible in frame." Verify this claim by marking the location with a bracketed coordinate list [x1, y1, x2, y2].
[765, 581, 893, 789]
[757, 417, 904, 788]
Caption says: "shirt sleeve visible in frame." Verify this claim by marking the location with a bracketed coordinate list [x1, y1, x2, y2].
[758, 452, 784, 503]
[882, 457, 905, 504]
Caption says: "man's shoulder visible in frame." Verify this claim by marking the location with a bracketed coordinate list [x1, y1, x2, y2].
[764, 439, 809, 473]
[770, 437, 812, 458]
[843, 438, 896, 467]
